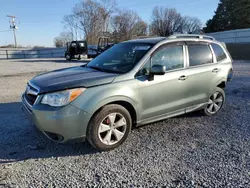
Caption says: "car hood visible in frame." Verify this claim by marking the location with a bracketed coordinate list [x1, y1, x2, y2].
[30, 66, 118, 93]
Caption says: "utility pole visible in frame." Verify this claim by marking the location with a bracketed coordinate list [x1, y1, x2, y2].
[7, 15, 18, 48]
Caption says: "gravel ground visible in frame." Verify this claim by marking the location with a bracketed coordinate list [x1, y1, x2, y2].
[0, 59, 250, 187]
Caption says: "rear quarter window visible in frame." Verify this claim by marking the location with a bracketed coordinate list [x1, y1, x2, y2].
[211, 43, 227, 62]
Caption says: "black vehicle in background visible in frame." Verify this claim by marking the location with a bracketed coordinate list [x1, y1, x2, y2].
[88, 37, 114, 59]
[65, 41, 88, 60]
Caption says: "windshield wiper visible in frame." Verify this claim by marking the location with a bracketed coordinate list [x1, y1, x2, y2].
[87, 66, 104, 72]
[87, 65, 125, 74]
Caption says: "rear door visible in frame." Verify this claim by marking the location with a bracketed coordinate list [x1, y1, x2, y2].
[184, 42, 219, 111]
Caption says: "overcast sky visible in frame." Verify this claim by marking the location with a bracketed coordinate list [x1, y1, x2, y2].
[0, 0, 219, 47]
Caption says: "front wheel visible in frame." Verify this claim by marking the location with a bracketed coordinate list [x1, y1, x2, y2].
[87, 104, 132, 151]
[204, 87, 225, 116]
[65, 54, 71, 61]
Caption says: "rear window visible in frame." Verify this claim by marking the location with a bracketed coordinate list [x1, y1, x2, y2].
[211, 43, 227, 62]
[188, 44, 213, 66]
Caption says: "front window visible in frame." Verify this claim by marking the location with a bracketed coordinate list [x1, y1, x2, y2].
[151, 45, 184, 71]
[86, 43, 153, 73]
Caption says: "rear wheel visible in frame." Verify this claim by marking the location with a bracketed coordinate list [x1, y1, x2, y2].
[87, 104, 132, 151]
[204, 87, 225, 116]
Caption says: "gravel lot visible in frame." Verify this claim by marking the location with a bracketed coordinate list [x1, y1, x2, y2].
[0, 59, 250, 187]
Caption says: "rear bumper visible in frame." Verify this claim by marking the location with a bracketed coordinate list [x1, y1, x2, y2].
[21, 94, 91, 143]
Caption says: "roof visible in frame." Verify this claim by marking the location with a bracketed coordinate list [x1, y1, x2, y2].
[124, 34, 219, 45]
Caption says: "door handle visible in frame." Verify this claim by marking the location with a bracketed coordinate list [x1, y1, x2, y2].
[212, 68, 219, 73]
[179, 75, 188, 81]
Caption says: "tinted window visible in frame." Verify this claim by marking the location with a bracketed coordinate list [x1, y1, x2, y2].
[211, 43, 227, 62]
[188, 44, 213, 66]
[151, 45, 184, 71]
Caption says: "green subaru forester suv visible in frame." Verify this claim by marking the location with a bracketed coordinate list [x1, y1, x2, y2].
[22, 34, 233, 151]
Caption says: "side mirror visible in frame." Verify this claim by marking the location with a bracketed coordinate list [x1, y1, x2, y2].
[151, 64, 166, 75]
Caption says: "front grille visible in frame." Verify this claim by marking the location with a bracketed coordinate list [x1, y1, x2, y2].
[24, 83, 39, 106]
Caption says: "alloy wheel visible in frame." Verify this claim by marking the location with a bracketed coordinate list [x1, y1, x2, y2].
[98, 113, 127, 146]
[206, 91, 224, 114]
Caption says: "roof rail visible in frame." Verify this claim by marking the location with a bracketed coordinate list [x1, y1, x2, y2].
[168, 34, 215, 40]
[135, 36, 163, 39]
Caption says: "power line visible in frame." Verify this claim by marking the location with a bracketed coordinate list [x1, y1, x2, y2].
[0, 29, 12, 33]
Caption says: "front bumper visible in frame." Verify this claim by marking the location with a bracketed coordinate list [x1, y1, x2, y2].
[21, 94, 92, 143]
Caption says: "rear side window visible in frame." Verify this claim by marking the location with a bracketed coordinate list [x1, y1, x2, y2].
[211, 43, 227, 62]
[188, 44, 213, 66]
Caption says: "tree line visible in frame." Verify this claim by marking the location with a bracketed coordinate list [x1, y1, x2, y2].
[54, 0, 202, 47]
[204, 0, 250, 33]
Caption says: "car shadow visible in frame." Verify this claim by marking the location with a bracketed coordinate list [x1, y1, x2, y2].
[176, 111, 204, 118]
[2, 102, 200, 164]
[0, 102, 98, 164]
[134, 111, 204, 130]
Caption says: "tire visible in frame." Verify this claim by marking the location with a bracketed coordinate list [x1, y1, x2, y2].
[204, 87, 225, 116]
[65, 54, 71, 61]
[87, 104, 132, 151]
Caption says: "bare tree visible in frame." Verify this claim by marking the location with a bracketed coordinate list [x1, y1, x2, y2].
[63, 15, 80, 40]
[59, 1, 203, 45]
[72, 0, 116, 44]
[54, 38, 64, 47]
[99, 0, 117, 32]
[111, 10, 147, 42]
[183, 16, 202, 34]
[150, 6, 185, 36]
[132, 21, 148, 37]
[54, 32, 73, 47]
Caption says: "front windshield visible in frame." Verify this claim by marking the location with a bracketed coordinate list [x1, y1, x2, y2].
[87, 43, 153, 73]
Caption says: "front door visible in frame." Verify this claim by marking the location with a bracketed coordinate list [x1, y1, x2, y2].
[137, 42, 187, 121]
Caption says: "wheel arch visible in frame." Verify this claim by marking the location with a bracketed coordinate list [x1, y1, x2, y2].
[89, 98, 138, 127]
[107, 101, 137, 127]
[217, 81, 226, 89]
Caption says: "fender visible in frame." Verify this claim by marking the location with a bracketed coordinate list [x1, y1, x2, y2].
[89, 95, 139, 119]
[71, 80, 140, 120]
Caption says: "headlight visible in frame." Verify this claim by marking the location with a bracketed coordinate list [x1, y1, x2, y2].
[41, 88, 86, 107]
